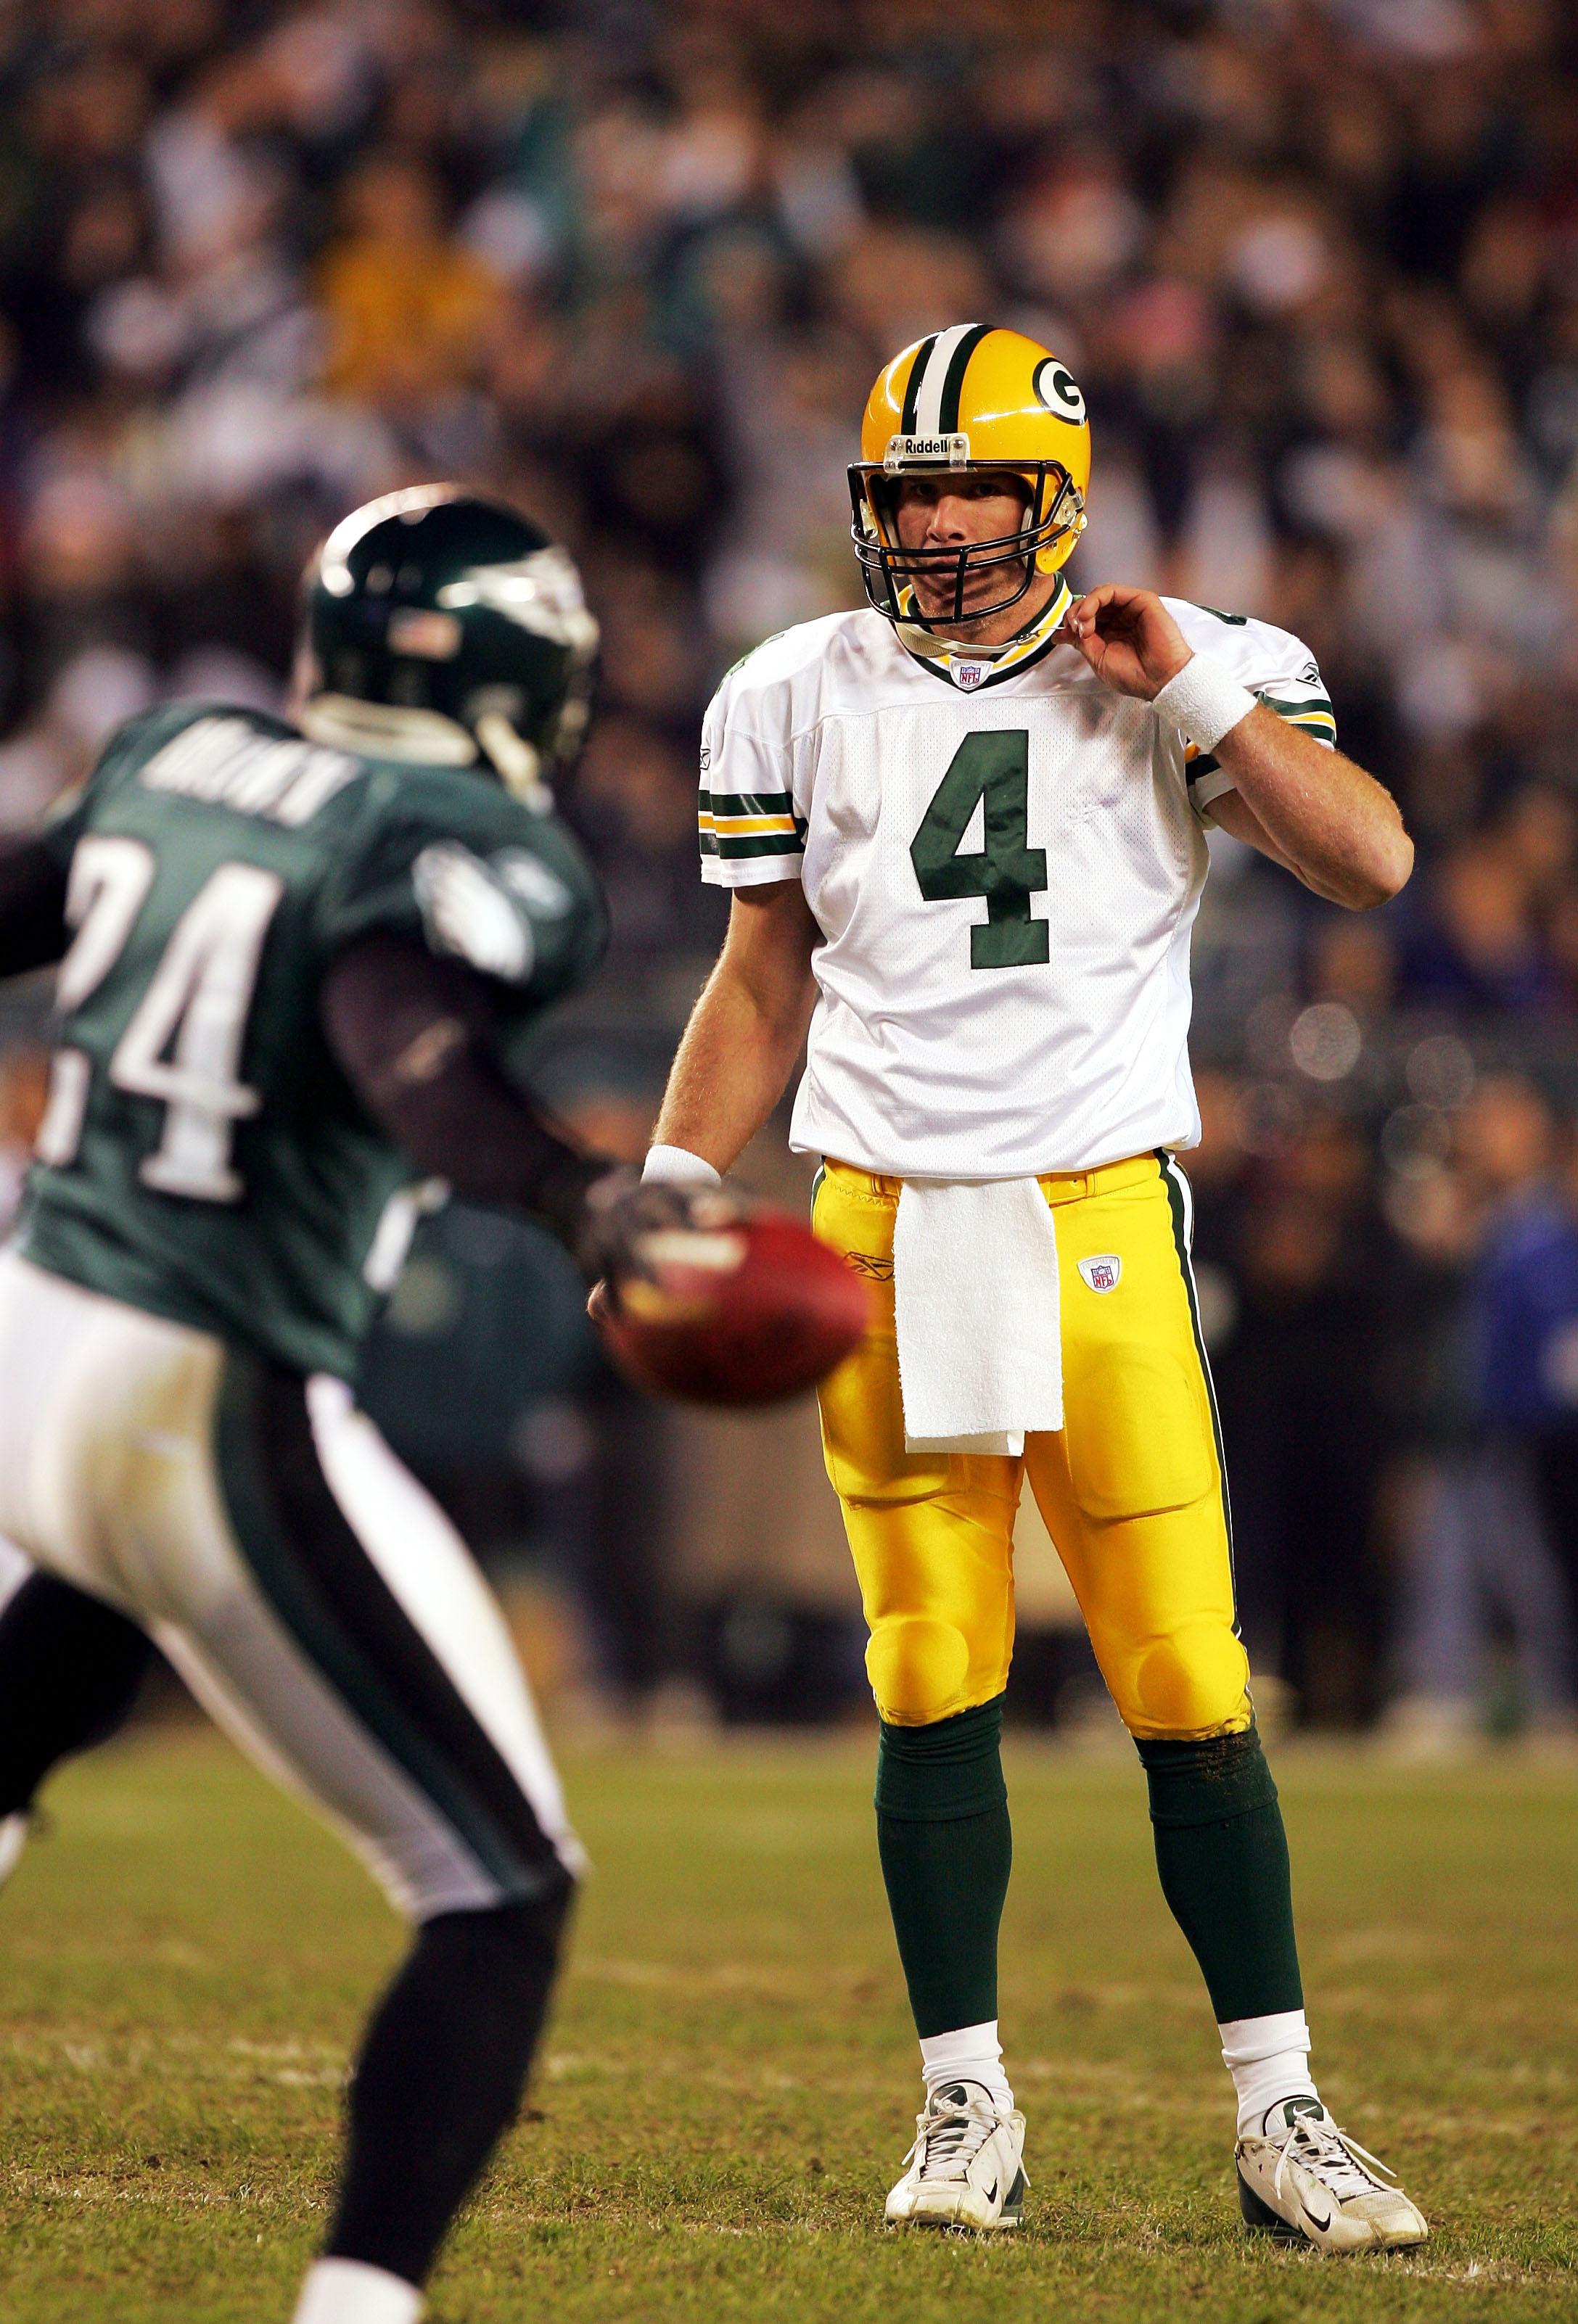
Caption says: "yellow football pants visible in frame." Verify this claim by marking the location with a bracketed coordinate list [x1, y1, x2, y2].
[813, 1153, 1252, 1741]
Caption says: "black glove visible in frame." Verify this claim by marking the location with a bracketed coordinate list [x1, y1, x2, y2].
[575, 1169, 749, 1308]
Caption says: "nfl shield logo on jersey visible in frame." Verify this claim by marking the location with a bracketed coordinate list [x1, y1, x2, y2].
[1077, 1254, 1122, 1293]
[950, 659, 988, 691]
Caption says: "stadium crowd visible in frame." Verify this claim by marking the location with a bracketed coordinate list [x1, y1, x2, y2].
[1, 0, 1577, 1734]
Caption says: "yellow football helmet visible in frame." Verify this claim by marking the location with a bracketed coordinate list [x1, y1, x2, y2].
[849, 324, 1090, 630]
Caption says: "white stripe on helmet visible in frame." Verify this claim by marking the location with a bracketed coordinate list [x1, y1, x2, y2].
[911, 324, 977, 437]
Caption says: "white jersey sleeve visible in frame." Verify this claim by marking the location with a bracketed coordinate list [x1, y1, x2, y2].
[1160, 598, 1336, 817]
[697, 625, 830, 889]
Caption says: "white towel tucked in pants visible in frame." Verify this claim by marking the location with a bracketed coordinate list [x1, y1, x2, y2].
[892, 1178, 1064, 1456]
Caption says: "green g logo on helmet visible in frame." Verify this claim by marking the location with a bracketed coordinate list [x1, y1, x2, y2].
[1032, 359, 1086, 425]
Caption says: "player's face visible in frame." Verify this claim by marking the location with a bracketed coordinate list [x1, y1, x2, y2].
[891, 471, 1033, 619]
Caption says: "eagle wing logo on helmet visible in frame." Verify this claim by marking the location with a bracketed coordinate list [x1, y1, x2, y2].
[436, 548, 599, 654]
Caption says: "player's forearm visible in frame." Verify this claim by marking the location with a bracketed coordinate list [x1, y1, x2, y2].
[1213, 707, 1413, 910]
[650, 882, 819, 1175]
[321, 934, 609, 1262]
[652, 958, 811, 1175]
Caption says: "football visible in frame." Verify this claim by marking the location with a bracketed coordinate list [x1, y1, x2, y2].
[596, 1207, 871, 1406]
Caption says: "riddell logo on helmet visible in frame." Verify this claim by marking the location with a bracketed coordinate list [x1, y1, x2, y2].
[884, 433, 971, 471]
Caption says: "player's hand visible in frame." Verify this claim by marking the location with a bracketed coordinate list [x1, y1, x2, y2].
[580, 1173, 749, 1318]
[1058, 585, 1193, 701]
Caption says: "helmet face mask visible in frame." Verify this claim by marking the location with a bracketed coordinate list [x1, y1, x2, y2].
[850, 458, 1085, 631]
[849, 325, 1091, 635]
[298, 485, 599, 802]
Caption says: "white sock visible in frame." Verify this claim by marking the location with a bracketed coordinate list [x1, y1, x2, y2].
[292, 2259, 424, 2324]
[1218, 2009, 1319, 2139]
[919, 2020, 1013, 2114]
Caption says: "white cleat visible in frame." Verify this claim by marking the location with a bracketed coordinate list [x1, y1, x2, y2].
[0, 1812, 27, 1891]
[1236, 2097, 1429, 2253]
[884, 2080, 1027, 2232]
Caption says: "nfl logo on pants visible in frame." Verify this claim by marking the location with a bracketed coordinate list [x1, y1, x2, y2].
[1077, 1254, 1122, 1293]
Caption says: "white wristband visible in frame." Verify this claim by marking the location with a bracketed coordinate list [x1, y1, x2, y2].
[1152, 651, 1257, 754]
[642, 1143, 723, 1190]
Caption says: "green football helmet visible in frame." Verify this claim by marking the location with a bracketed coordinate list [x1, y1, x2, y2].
[296, 484, 599, 805]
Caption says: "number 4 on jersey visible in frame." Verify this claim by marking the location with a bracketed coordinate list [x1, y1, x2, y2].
[910, 730, 1049, 968]
[113, 862, 283, 1200]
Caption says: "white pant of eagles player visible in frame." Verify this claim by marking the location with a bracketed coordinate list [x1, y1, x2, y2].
[0, 1248, 580, 1922]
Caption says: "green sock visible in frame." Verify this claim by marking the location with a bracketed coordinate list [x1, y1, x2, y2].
[874, 1695, 1011, 2038]
[1136, 1726, 1304, 2023]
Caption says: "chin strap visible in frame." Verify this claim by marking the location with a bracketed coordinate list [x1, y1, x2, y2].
[474, 712, 554, 812]
[296, 695, 555, 810]
[298, 694, 479, 765]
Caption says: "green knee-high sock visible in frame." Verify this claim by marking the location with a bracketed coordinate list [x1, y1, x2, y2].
[874, 1696, 1011, 2038]
[1137, 1727, 1303, 2023]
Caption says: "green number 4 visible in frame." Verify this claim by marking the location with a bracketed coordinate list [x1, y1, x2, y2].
[910, 730, 1048, 969]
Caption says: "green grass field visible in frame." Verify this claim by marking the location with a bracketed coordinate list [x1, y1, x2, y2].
[1, 1726, 1575, 2323]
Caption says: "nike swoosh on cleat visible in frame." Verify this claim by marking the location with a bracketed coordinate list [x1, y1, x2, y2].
[1302, 2195, 1333, 2231]
[984, 2180, 998, 2204]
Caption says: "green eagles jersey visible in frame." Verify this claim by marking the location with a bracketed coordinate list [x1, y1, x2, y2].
[20, 701, 608, 1380]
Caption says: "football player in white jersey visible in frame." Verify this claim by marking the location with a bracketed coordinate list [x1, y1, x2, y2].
[644, 326, 1429, 2251]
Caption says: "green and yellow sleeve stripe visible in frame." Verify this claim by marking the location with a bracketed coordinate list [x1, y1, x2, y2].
[698, 789, 805, 862]
[1185, 689, 1336, 786]
[1258, 692, 1336, 743]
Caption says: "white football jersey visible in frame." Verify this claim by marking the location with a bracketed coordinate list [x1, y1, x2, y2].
[699, 589, 1334, 1181]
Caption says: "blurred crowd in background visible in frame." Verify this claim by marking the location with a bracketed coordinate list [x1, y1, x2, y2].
[1, 0, 1578, 1739]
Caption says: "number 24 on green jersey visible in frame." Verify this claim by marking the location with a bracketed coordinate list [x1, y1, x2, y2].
[38, 836, 283, 1202]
